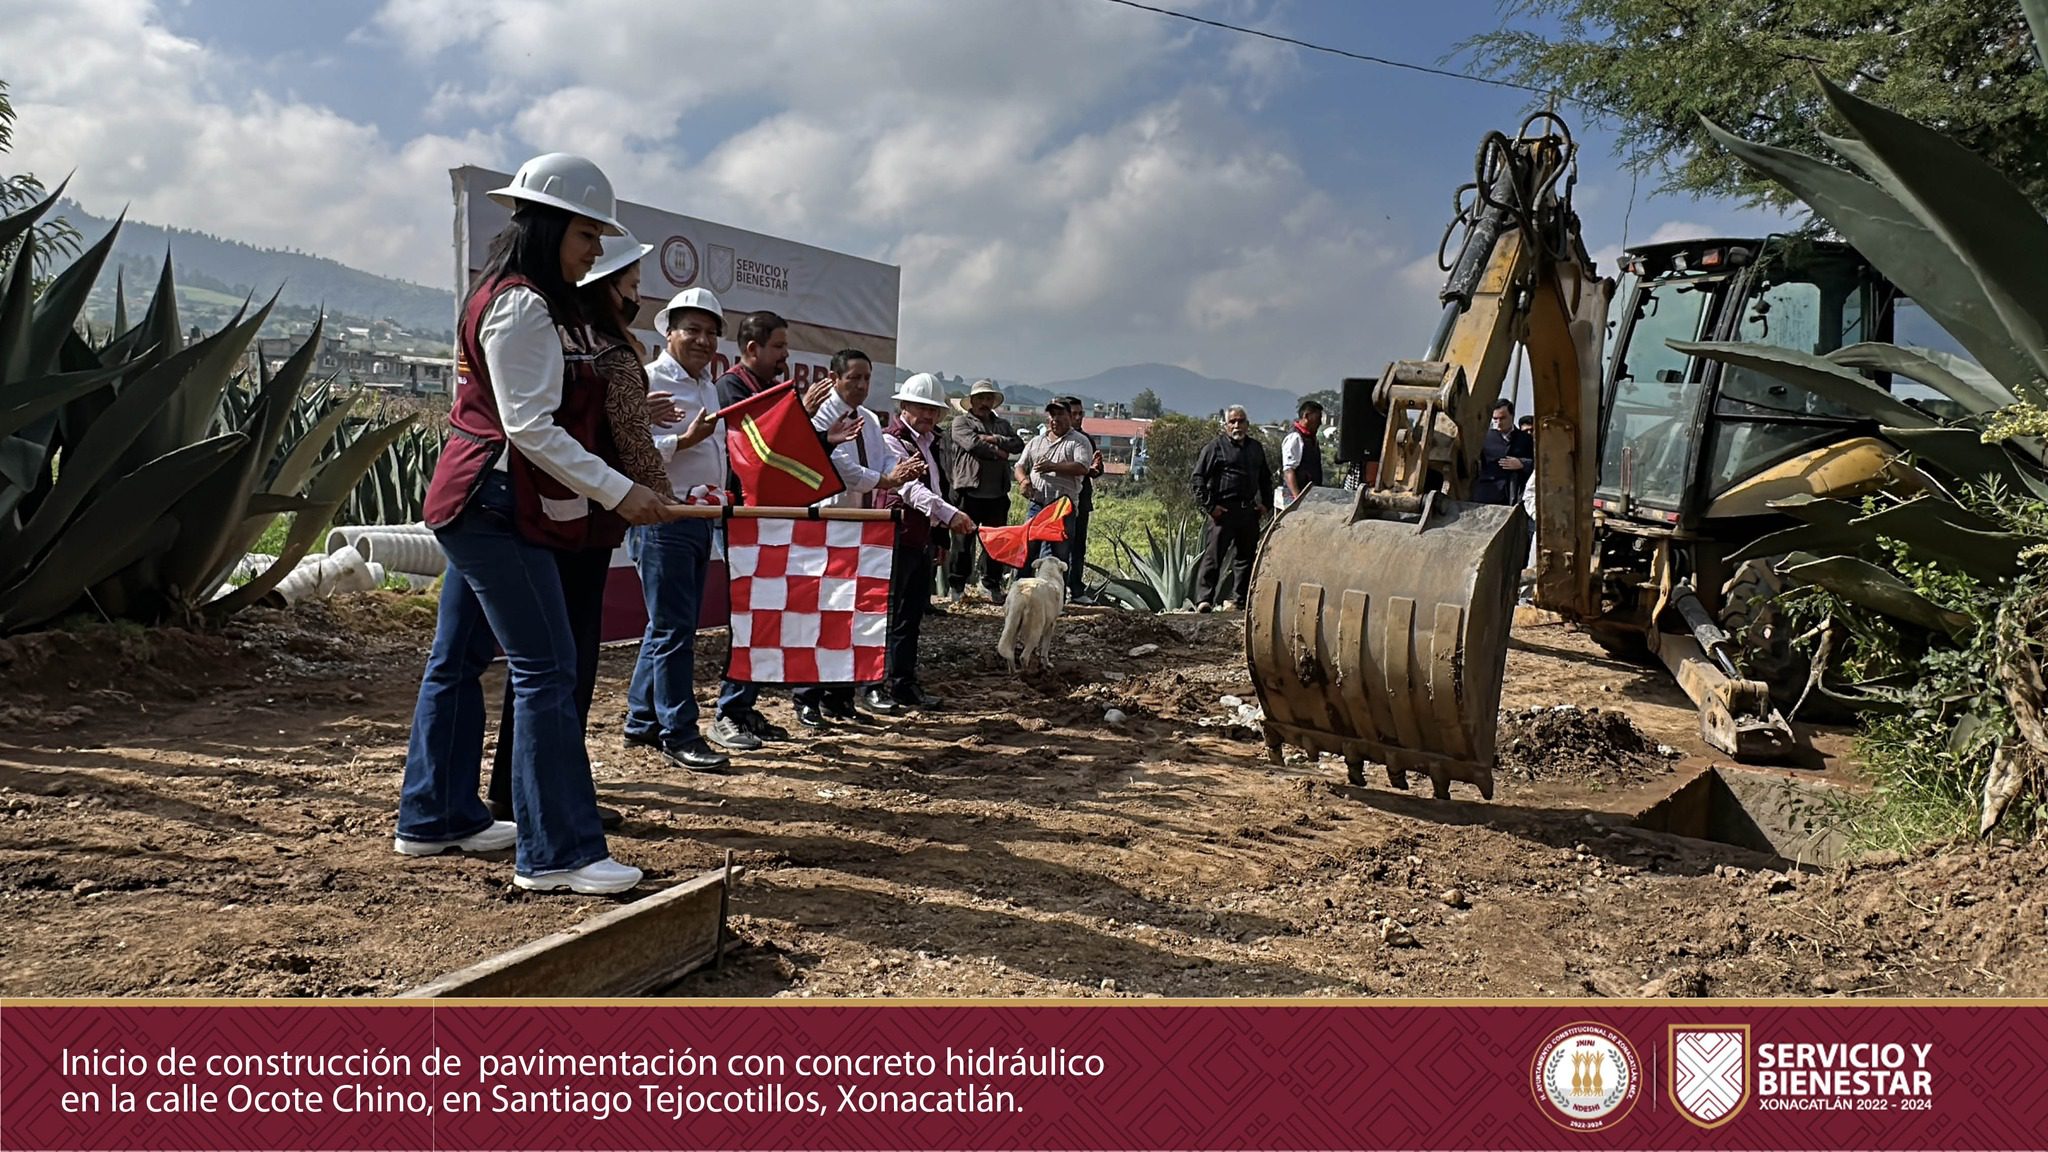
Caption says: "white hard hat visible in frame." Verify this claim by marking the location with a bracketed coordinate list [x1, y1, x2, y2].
[655, 287, 725, 336]
[575, 231, 651, 287]
[892, 372, 947, 407]
[488, 153, 627, 235]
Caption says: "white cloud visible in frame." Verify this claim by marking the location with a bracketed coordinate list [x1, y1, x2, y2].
[2, 0, 1464, 391]
[1, 0, 506, 288]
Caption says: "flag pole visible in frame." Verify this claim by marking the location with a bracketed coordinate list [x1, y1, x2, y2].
[661, 505, 899, 522]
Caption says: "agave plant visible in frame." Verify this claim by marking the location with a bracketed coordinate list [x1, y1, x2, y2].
[1089, 519, 1203, 612]
[0, 190, 416, 633]
[1671, 0, 2048, 832]
[337, 422, 440, 526]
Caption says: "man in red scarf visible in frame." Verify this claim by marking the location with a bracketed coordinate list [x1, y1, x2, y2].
[1280, 398, 1326, 503]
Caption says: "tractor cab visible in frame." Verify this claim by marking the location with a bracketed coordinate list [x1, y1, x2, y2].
[1594, 237, 1898, 531]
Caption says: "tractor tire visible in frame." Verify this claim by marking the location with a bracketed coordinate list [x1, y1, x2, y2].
[1718, 557, 1848, 723]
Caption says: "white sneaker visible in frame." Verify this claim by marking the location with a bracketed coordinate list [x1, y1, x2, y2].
[393, 820, 516, 856]
[514, 857, 644, 895]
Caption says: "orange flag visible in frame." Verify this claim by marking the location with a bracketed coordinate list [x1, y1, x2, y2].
[977, 497, 1072, 570]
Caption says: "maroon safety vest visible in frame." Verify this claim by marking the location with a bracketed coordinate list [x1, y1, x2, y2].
[876, 417, 937, 551]
[423, 275, 625, 552]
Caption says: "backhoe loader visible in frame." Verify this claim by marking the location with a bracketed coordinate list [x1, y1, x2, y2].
[1246, 114, 1910, 800]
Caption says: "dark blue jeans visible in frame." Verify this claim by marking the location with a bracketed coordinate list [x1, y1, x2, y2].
[396, 472, 609, 876]
[625, 518, 712, 747]
[1025, 499, 1077, 569]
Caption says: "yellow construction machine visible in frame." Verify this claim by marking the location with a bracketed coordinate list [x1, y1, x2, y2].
[1246, 114, 1914, 799]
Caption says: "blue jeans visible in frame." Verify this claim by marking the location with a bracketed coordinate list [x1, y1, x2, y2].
[1026, 499, 1077, 568]
[625, 519, 712, 747]
[396, 472, 608, 876]
[716, 677, 759, 720]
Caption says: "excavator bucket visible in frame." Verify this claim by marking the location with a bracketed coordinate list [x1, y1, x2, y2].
[1247, 486, 1527, 799]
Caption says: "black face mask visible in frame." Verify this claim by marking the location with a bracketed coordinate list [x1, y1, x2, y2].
[617, 294, 639, 323]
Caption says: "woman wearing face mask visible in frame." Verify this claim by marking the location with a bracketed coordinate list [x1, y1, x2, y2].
[395, 152, 685, 895]
[483, 231, 676, 830]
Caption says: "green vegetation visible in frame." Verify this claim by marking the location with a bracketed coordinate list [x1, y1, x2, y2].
[1467, 0, 2048, 215]
[1, 80, 79, 286]
[0, 191, 415, 633]
[1682, 1, 2048, 842]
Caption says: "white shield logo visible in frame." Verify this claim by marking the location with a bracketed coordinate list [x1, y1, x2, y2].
[709, 244, 735, 294]
[1670, 1025, 1749, 1128]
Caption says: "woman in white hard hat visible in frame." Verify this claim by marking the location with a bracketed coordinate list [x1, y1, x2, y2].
[396, 152, 684, 896]
[483, 230, 679, 829]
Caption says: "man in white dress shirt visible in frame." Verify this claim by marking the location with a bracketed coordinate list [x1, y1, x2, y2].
[790, 350, 926, 727]
[622, 288, 732, 771]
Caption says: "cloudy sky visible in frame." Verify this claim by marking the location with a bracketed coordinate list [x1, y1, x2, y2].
[1, 0, 1781, 392]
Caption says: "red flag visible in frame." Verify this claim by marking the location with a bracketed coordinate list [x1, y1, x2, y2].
[721, 382, 847, 507]
[977, 496, 1071, 570]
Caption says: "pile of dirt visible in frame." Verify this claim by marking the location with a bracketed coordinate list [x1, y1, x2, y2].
[0, 594, 436, 733]
[1495, 704, 1678, 786]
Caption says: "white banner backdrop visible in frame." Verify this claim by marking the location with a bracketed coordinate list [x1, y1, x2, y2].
[451, 165, 900, 384]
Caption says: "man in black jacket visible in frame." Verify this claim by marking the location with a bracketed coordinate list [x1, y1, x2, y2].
[1191, 405, 1274, 612]
[1474, 400, 1533, 505]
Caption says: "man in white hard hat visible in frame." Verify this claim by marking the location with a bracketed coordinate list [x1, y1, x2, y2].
[621, 288, 732, 771]
[946, 379, 1024, 604]
[790, 349, 927, 727]
[874, 373, 975, 711]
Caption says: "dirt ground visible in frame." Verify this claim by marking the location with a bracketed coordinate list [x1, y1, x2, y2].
[1, 594, 2042, 1000]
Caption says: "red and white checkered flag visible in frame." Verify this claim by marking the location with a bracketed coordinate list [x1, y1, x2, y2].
[724, 517, 893, 684]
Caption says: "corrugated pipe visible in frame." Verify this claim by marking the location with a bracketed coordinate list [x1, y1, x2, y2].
[325, 523, 445, 576]
[263, 544, 385, 608]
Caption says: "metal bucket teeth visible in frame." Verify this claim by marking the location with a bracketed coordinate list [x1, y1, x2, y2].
[1247, 487, 1526, 800]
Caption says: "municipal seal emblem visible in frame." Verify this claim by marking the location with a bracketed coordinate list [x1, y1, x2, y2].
[1532, 1021, 1641, 1132]
[661, 236, 698, 288]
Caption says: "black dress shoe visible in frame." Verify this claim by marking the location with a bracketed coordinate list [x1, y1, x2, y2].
[795, 702, 826, 729]
[822, 700, 864, 724]
[621, 728, 662, 749]
[859, 688, 901, 715]
[892, 685, 944, 710]
[741, 709, 792, 741]
[662, 739, 731, 772]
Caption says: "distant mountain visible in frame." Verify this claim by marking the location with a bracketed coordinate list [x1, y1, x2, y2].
[1038, 363, 1299, 422]
[60, 201, 456, 338]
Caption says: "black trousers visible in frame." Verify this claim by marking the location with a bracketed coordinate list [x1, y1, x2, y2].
[489, 546, 610, 811]
[948, 493, 1014, 594]
[887, 541, 932, 696]
[1194, 506, 1262, 607]
[1067, 502, 1092, 595]
[792, 684, 856, 709]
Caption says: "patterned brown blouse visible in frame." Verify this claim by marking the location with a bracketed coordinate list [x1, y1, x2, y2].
[597, 342, 675, 500]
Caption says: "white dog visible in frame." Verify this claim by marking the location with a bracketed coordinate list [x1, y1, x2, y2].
[997, 556, 1068, 673]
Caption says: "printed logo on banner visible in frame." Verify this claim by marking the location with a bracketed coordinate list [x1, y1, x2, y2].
[709, 243, 735, 294]
[661, 236, 699, 287]
[1670, 1023, 1750, 1128]
[1530, 1021, 1642, 1133]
